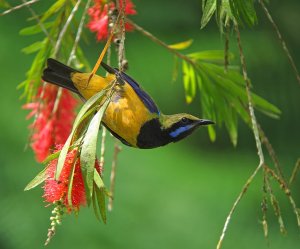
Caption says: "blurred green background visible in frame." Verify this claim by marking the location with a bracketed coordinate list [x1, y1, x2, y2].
[0, 1, 299, 249]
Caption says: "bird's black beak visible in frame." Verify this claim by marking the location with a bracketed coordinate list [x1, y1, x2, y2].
[197, 119, 215, 126]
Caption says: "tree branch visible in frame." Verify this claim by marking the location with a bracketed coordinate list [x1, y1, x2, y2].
[258, 0, 300, 85]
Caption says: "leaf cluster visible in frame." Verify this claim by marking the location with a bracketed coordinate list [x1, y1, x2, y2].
[201, 0, 258, 30]
[17, 0, 90, 102]
[170, 42, 280, 145]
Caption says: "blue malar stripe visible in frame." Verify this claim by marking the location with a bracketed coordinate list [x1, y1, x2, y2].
[169, 125, 193, 138]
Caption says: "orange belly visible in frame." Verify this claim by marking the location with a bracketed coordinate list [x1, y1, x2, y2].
[71, 72, 156, 147]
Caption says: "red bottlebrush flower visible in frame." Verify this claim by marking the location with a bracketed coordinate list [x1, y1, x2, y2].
[43, 146, 102, 210]
[23, 85, 77, 162]
[87, 0, 137, 41]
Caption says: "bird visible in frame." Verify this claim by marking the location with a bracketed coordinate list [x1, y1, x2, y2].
[42, 58, 214, 149]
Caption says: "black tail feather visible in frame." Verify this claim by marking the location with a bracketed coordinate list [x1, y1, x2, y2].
[42, 58, 81, 94]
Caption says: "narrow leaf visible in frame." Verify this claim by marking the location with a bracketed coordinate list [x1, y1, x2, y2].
[67, 157, 78, 208]
[92, 187, 101, 221]
[24, 166, 49, 191]
[201, 0, 217, 28]
[94, 169, 105, 189]
[95, 186, 107, 224]
[41, 0, 66, 22]
[19, 22, 53, 36]
[80, 97, 111, 204]
[208, 125, 216, 142]
[168, 39, 193, 50]
[22, 40, 46, 54]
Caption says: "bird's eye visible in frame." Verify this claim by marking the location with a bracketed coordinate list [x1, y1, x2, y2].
[181, 117, 188, 123]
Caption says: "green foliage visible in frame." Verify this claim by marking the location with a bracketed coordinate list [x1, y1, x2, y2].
[201, 0, 258, 29]
[24, 165, 49, 191]
[17, 0, 89, 102]
[175, 50, 280, 145]
[0, 0, 10, 9]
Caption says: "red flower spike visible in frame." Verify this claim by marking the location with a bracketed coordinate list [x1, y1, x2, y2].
[87, 0, 137, 42]
[23, 85, 77, 162]
[43, 146, 103, 210]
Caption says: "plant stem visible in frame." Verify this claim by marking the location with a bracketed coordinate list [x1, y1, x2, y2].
[0, 0, 40, 16]
[127, 19, 195, 66]
[53, 0, 82, 58]
[289, 158, 300, 186]
[21, 0, 55, 45]
[217, 25, 265, 249]
[258, 0, 300, 85]
[108, 141, 121, 211]
[216, 163, 262, 249]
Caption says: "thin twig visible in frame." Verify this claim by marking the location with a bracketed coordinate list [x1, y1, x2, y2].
[21, 0, 55, 46]
[108, 141, 121, 211]
[127, 19, 195, 66]
[68, 0, 92, 65]
[216, 25, 265, 249]
[258, 123, 284, 179]
[51, 0, 88, 116]
[53, 0, 82, 57]
[235, 25, 264, 166]
[259, 0, 300, 85]
[0, 0, 40, 16]
[289, 158, 300, 186]
[264, 168, 287, 234]
[261, 174, 269, 239]
[264, 165, 300, 227]
[216, 163, 262, 249]
[118, 0, 126, 71]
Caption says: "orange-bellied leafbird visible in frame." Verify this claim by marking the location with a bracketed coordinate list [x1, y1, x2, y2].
[42, 58, 214, 148]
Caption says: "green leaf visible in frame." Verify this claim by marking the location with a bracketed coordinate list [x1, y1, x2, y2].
[92, 187, 101, 221]
[208, 125, 216, 142]
[55, 89, 108, 180]
[94, 169, 105, 189]
[168, 39, 193, 50]
[228, 0, 257, 27]
[189, 50, 234, 63]
[22, 40, 46, 54]
[201, 0, 217, 28]
[80, 97, 111, 204]
[95, 184, 107, 224]
[67, 157, 78, 208]
[19, 22, 54, 36]
[182, 61, 197, 104]
[41, 0, 66, 22]
[24, 166, 49, 191]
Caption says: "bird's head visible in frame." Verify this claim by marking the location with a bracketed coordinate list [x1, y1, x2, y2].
[160, 113, 215, 142]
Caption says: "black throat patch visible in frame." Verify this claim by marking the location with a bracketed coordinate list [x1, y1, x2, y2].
[137, 118, 171, 149]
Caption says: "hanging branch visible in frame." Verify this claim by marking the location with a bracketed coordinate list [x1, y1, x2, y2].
[0, 0, 40, 16]
[107, 0, 126, 212]
[21, 0, 54, 45]
[258, 0, 300, 85]
[289, 159, 300, 186]
[108, 141, 122, 211]
[216, 25, 265, 249]
[224, 24, 230, 72]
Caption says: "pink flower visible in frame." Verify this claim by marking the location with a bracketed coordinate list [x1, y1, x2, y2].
[23, 85, 77, 162]
[87, 0, 137, 41]
[43, 146, 102, 210]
